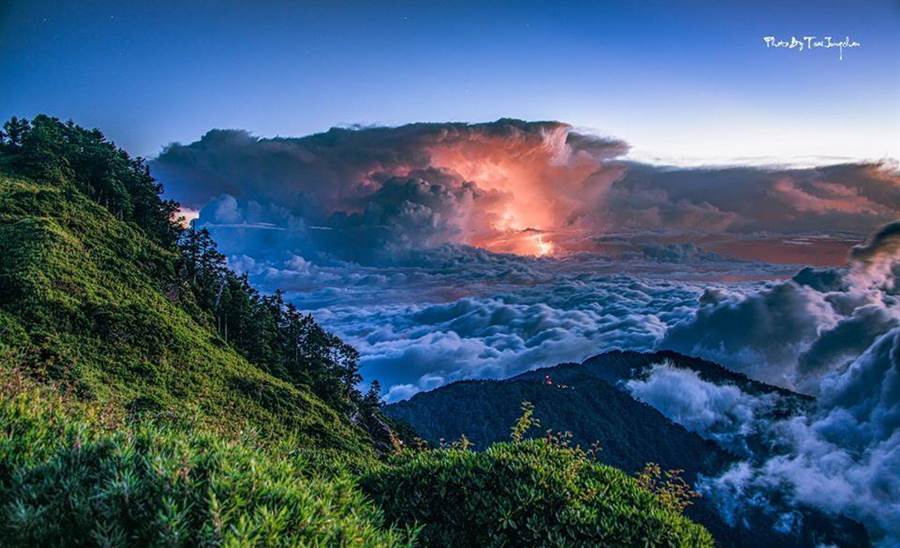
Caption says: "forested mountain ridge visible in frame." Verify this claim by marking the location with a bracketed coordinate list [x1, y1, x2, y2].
[387, 366, 722, 471]
[0, 115, 713, 546]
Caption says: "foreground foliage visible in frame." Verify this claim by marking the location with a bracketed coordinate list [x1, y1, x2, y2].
[0, 370, 415, 546]
[363, 439, 713, 547]
[0, 372, 713, 546]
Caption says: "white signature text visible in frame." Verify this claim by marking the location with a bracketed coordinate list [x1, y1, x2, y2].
[762, 35, 861, 61]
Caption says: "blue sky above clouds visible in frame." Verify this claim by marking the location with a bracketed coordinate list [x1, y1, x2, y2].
[2, 1, 898, 162]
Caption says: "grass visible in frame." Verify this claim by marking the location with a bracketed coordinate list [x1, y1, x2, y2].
[0, 368, 415, 546]
[0, 174, 372, 455]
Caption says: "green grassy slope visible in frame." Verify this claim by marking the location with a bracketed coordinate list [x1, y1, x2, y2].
[0, 173, 370, 455]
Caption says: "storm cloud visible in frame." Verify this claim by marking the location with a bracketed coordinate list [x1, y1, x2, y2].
[152, 120, 900, 264]
[154, 119, 628, 259]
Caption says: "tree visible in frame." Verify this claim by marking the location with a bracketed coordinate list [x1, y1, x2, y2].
[1, 116, 30, 148]
[175, 226, 366, 413]
[363, 380, 382, 411]
[1, 115, 181, 245]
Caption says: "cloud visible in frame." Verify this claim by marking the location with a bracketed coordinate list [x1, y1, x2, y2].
[151, 121, 900, 265]
[698, 328, 900, 546]
[629, 242, 726, 263]
[849, 220, 900, 292]
[625, 361, 776, 455]
[660, 281, 839, 387]
[315, 276, 706, 401]
[660, 220, 900, 393]
[603, 162, 900, 238]
[209, 236, 794, 407]
[639, 220, 900, 545]
[153, 120, 629, 260]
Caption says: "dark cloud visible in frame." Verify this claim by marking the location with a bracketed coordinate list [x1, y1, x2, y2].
[603, 162, 900, 237]
[660, 281, 836, 387]
[851, 220, 900, 265]
[152, 120, 900, 265]
[849, 219, 900, 292]
[791, 266, 847, 293]
[796, 303, 897, 390]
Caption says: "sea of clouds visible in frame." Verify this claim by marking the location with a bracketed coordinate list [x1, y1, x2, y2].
[222, 247, 789, 401]
[150, 119, 899, 544]
[625, 222, 900, 545]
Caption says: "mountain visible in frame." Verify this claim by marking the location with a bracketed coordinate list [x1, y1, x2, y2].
[0, 115, 713, 546]
[385, 350, 869, 547]
[529, 350, 815, 456]
[387, 360, 728, 476]
[577, 350, 812, 410]
[0, 148, 370, 456]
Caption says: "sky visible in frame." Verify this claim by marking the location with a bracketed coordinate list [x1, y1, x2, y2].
[1, 0, 898, 164]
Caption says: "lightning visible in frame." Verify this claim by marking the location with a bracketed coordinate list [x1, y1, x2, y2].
[534, 234, 554, 257]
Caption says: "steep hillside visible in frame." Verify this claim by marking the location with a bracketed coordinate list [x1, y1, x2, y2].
[0, 172, 371, 455]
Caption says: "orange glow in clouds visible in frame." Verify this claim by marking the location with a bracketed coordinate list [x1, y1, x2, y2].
[424, 123, 622, 256]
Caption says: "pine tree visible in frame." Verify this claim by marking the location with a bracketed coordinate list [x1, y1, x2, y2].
[1, 116, 30, 148]
[364, 380, 382, 411]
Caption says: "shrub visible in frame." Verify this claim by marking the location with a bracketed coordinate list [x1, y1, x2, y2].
[362, 439, 713, 547]
[509, 400, 540, 442]
[635, 463, 701, 514]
